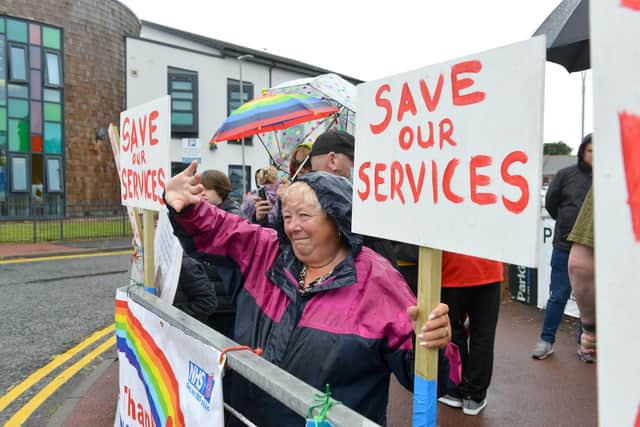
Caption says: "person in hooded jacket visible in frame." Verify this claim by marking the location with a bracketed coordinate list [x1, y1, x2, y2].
[172, 253, 217, 323]
[164, 163, 451, 427]
[532, 134, 593, 360]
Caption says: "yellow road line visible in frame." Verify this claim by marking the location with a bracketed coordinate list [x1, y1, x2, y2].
[0, 250, 131, 265]
[0, 325, 115, 413]
[4, 335, 116, 426]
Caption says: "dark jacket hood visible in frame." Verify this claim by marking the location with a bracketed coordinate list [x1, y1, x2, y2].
[297, 171, 363, 253]
[577, 133, 592, 174]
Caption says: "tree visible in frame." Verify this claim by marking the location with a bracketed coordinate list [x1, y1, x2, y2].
[544, 141, 573, 155]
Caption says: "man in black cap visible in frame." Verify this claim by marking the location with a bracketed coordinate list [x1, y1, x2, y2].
[309, 129, 354, 179]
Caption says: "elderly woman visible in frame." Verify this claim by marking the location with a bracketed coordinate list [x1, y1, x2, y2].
[165, 162, 450, 426]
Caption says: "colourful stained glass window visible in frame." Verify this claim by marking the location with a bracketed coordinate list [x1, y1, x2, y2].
[43, 89, 60, 103]
[8, 99, 28, 119]
[8, 119, 29, 152]
[44, 103, 61, 122]
[8, 84, 28, 99]
[7, 19, 27, 43]
[44, 122, 61, 154]
[0, 107, 6, 131]
[31, 134, 42, 152]
[29, 24, 40, 45]
[30, 46, 41, 69]
[42, 27, 60, 50]
[30, 70, 41, 100]
[30, 101, 41, 133]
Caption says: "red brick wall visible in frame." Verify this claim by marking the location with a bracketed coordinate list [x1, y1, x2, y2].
[1, 0, 140, 207]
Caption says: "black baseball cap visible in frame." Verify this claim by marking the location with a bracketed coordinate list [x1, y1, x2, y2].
[309, 130, 354, 159]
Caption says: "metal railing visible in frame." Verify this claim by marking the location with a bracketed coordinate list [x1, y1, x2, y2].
[0, 201, 131, 243]
[130, 287, 380, 427]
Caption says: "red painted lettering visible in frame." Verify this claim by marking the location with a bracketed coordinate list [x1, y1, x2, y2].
[451, 60, 486, 106]
[399, 126, 413, 150]
[431, 160, 438, 204]
[121, 117, 131, 152]
[419, 74, 444, 112]
[438, 118, 456, 148]
[443, 158, 464, 203]
[149, 110, 159, 146]
[137, 115, 147, 146]
[370, 84, 392, 134]
[501, 150, 529, 214]
[417, 122, 435, 149]
[390, 161, 406, 204]
[405, 161, 426, 203]
[470, 155, 497, 205]
[374, 163, 387, 202]
[397, 82, 417, 122]
[357, 161, 371, 201]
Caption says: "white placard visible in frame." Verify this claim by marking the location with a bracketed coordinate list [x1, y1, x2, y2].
[119, 96, 171, 211]
[115, 289, 225, 427]
[590, 1, 640, 425]
[537, 215, 579, 318]
[154, 209, 183, 304]
[353, 37, 545, 267]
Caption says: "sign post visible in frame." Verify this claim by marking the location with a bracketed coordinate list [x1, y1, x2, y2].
[119, 95, 171, 292]
[353, 37, 545, 425]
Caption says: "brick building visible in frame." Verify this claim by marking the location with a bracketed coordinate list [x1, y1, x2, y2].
[0, 0, 140, 218]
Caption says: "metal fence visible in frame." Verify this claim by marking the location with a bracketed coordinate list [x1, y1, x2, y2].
[0, 201, 132, 243]
[130, 288, 380, 426]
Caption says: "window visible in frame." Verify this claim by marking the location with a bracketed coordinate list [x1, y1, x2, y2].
[8, 43, 27, 82]
[226, 78, 254, 146]
[44, 50, 61, 87]
[228, 164, 251, 203]
[168, 67, 198, 137]
[10, 155, 27, 192]
[0, 17, 64, 218]
[46, 157, 61, 192]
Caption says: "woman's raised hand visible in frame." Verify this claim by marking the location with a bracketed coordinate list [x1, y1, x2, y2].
[164, 160, 204, 212]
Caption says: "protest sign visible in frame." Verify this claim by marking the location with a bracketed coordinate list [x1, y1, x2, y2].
[353, 37, 545, 268]
[119, 96, 171, 211]
[115, 289, 225, 427]
[154, 209, 183, 303]
[590, 1, 640, 424]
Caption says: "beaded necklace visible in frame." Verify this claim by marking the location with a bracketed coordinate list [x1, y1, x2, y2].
[298, 264, 333, 296]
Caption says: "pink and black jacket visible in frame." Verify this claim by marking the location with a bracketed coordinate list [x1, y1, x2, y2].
[169, 172, 419, 426]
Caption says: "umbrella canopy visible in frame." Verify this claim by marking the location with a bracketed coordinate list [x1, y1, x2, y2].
[209, 93, 338, 144]
[533, 0, 589, 72]
[259, 73, 357, 172]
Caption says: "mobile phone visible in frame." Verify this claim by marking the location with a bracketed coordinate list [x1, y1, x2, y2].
[258, 187, 267, 200]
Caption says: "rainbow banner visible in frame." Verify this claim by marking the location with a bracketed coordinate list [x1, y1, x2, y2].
[114, 289, 224, 427]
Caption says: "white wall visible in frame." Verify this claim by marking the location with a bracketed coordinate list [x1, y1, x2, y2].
[126, 32, 324, 193]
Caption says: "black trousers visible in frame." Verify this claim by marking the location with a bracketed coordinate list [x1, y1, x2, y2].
[441, 282, 501, 401]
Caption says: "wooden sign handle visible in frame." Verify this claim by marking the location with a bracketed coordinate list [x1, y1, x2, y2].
[413, 246, 442, 426]
[142, 209, 155, 293]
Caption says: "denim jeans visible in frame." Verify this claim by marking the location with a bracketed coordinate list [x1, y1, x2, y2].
[541, 248, 571, 344]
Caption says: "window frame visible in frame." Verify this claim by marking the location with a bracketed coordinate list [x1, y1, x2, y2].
[45, 156, 63, 193]
[226, 78, 254, 146]
[227, 164, 252, 203]
[43, 49, 62, 88]
[168, 67, 198, 138]
[9, 154, 29, 192]
[8, 42, 28, 83]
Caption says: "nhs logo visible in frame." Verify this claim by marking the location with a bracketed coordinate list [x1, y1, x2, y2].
[186, 361, 215, 410]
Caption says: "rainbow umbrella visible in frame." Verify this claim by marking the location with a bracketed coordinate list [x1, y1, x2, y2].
[209, 93, 338, 144]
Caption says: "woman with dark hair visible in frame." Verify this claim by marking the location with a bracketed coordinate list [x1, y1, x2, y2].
[165, 162, 451, 426]
[200, 169, 241, 216]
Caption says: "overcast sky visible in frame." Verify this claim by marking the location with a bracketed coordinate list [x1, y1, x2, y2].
[120, 0, 592, 152]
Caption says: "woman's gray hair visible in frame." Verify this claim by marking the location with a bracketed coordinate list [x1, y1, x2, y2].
[280, 181, 322, 212]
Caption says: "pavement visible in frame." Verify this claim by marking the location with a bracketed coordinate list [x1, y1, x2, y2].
[3, 240, 597, 426]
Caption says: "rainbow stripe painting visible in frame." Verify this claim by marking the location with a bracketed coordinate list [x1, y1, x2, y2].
[115, 298, 186, 427]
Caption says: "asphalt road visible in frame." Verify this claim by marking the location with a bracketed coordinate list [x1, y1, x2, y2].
[0, 252, 129, 426]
